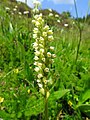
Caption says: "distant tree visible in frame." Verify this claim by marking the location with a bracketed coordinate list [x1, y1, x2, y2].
[82, 14, 90, 24]
[62, 11, 71, 18]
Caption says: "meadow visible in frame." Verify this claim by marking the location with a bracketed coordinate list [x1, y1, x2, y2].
[0, 0, 90, 120]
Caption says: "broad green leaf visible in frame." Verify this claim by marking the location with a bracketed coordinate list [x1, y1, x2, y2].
[78, 104, 90, 118]
[49, 89, 70, 102]
[78, 89, 90, 105]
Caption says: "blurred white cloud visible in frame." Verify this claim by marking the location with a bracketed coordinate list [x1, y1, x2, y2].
[48, 0, 74, 4]
[16, 0, 43, 7]
[16, 0, 33, 7]
[17, 0, 74, 7]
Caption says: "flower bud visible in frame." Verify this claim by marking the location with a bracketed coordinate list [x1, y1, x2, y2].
[44, 25, 49, 31]
[47, 52, 51, 57]
[50, 46, 54, 51]
[33, 28, 38, 34]
[37, 73, 43, 79]
[40, 49, 44, 53]
[55, 14, 59, 18]
[43, 32, 47, 37]
[34, 67, 40, 72]
[34, 56, 39, 60]
[38, 83, 43, 88]
[40, 88, 45, 95]
[52, 54, 56, 58]
[33, 34, 37, 39]
[33, 42, 38, 48]
[42, 58, 45, 62]
[48, 30, 53, 35]
[49, 13, 53, 17]
[48, 36, 54, 41]
[44, 68, 49, 72]
[34, 51, 40, 56]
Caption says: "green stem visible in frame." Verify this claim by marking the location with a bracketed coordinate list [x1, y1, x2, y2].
[74, 0, 78, 19]
[74, 0, 83, 64]
[75, 28, 82, 63]
[45, 88, 48, 120]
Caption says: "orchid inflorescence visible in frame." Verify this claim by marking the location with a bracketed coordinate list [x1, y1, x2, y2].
[32, 0, 56, 93]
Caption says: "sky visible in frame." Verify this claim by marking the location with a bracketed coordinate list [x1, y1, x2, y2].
[16, 0, 90, 18]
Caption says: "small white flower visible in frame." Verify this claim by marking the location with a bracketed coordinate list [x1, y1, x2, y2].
[43, 77, 47, 84]
[35, 21, 40, 27]
[38, 83, 43, 88]
[64, 23, 68, 27]
[11, 12, 14, 15]
[33, 28, 38, 34]
[37, 63, 42, 67]
[13, 8, 17, 11]
[42, 32, 47, 37]
[32, 20, 36, 24]
[40, 49, 44, 53]
[33, 34, 37, 39]
[34, 51, 40, 56]
[52, 54, 56, 58]
[34, 14, 39, 19]
[42, 58, 45, 62]
[47, 52, 51, 57]
[38, 17, 42, 21]
[73, 21, 75, 25]
[38, 73, 43, 79]
[23, 11, 29, 14]
[48, 30, 53, 35]
[55, 14, 59, 18]
[18, 12, 22, 15]
[15, 5, 18, 8]
[5, 7, 10, 10]
[33, 42, 38, 48]
[32, 8, 39, 13]
[40, 37, 44, 42]
[34, 56, 39, 60]
[48, 36, 54, 41]
[34, 62, 38, 66]
[57, 20, 60, 23]
[50, 46, 54, 51]
[39, 13, 42, 17]
[48, 8, 52, 12]
[51, 59, 54, 63]
[37, 79, 40, 83]
[44, 25, 49, 31]
[44, 68, 49, 72]
[34, 67, 40, 72]
[33, 0, 41, 7]
[49, 13, 53, 17]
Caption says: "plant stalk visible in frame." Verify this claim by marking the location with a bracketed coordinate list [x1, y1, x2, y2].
[75, 28, 82, 63]
[45, 88, 48, 120]
[74, 0, 83, 63]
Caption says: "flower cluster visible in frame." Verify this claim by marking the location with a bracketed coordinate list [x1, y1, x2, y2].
[32, 0, 41, 14]
[32, 0, 55, 90]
